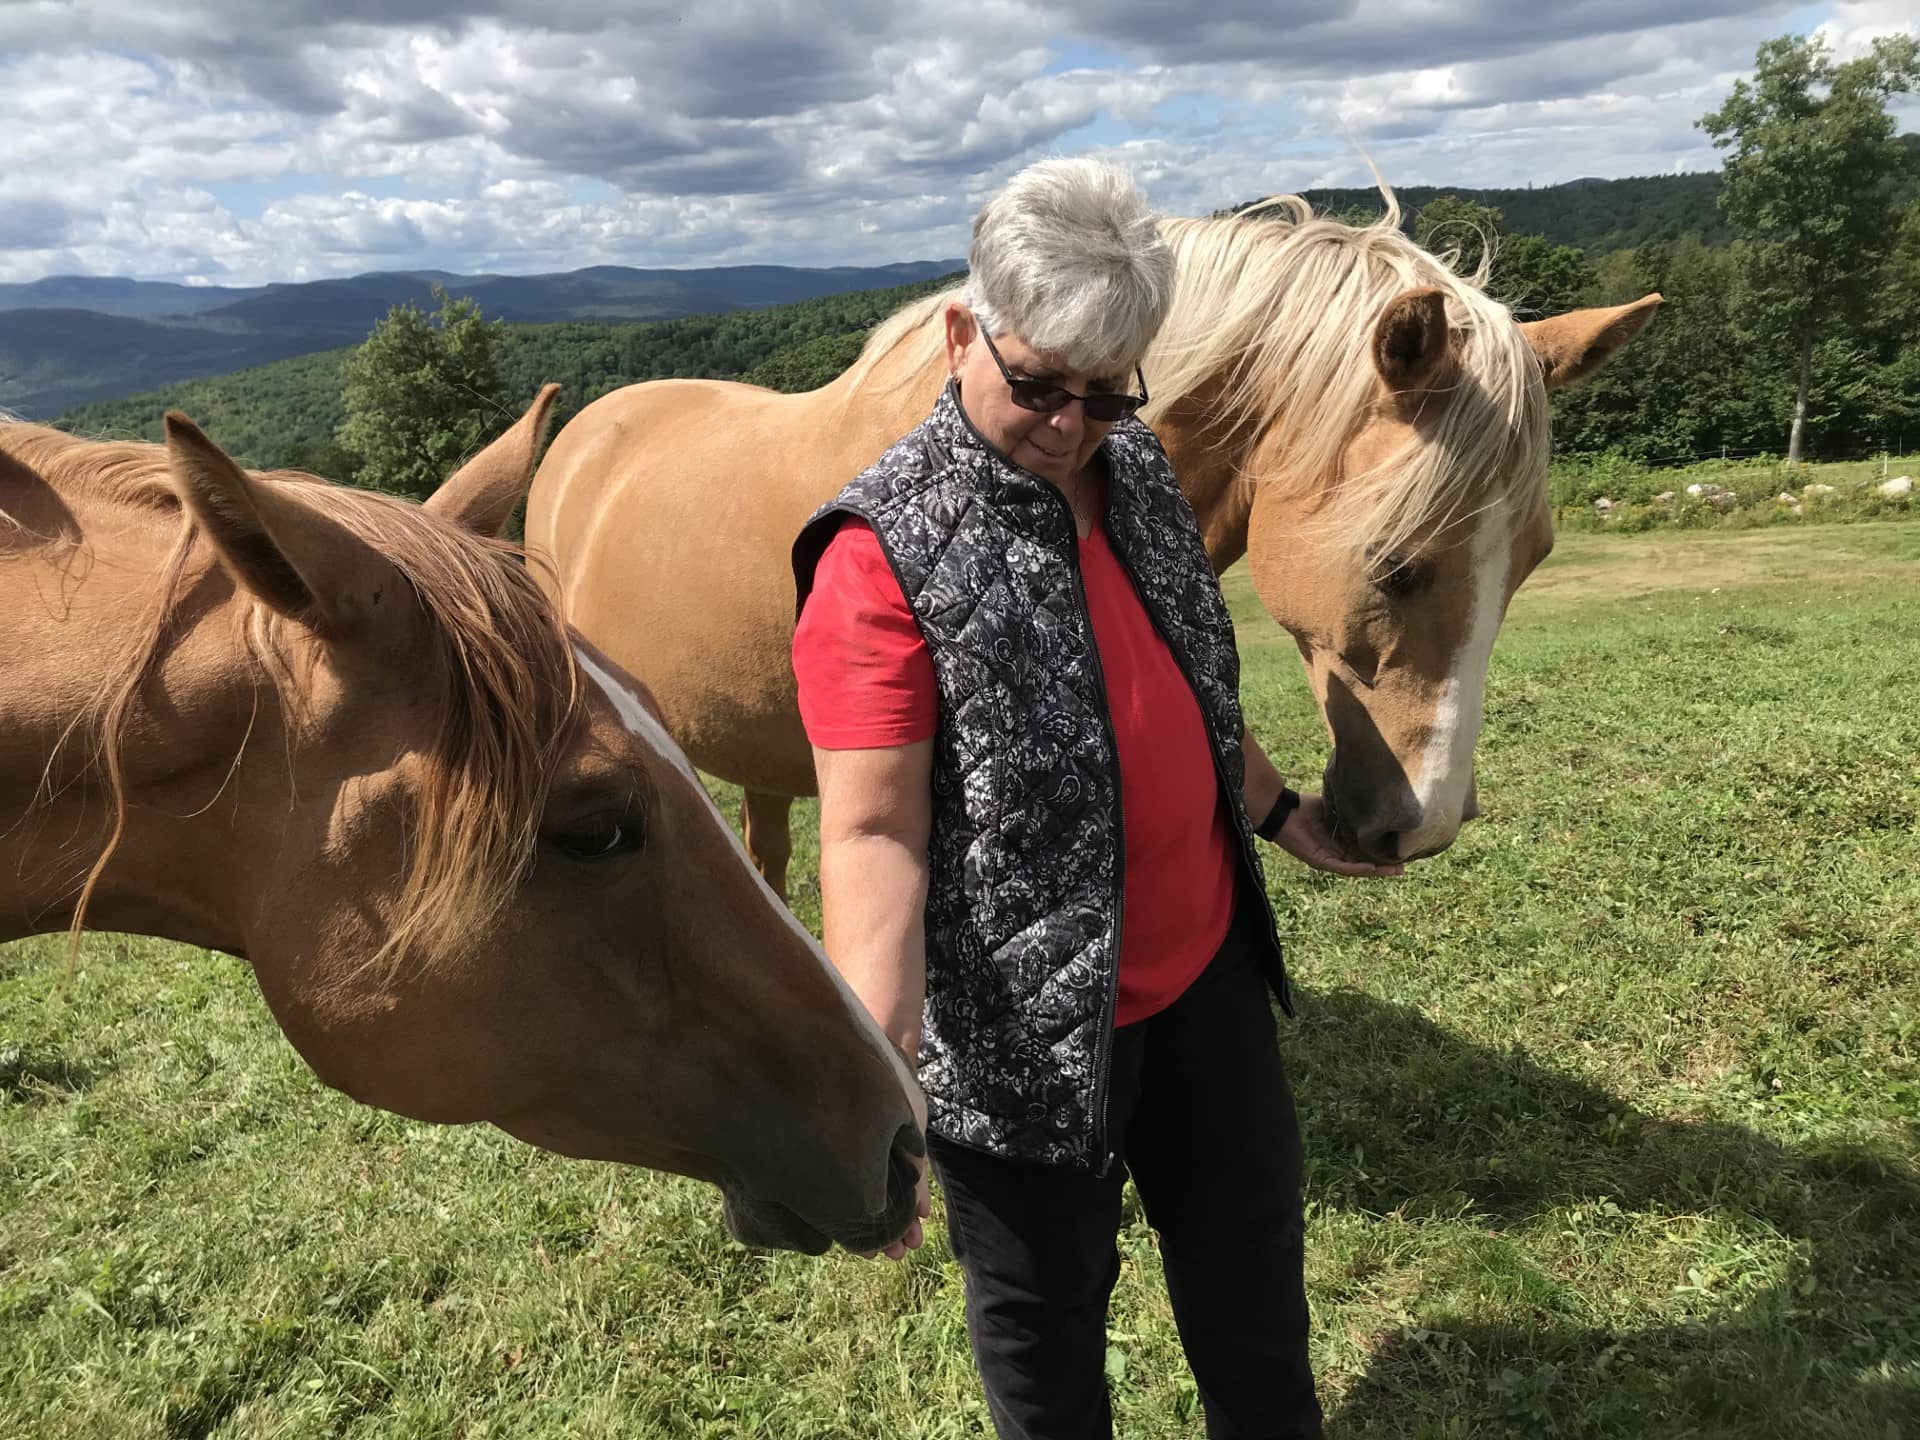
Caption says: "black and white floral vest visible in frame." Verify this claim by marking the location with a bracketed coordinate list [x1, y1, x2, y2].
[794, 382, 1288, 1169]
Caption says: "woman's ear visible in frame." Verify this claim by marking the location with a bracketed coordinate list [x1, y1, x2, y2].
[943, 302, 975, 379]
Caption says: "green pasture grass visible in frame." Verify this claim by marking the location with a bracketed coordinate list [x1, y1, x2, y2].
[4, 525, 1917, 1437]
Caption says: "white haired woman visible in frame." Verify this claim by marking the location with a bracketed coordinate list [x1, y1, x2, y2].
[791, 158, 1399, 1440]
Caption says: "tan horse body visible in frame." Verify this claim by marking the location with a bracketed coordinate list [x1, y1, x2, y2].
[0, 395, 921, 1255]
[528, 201, 1660, 893]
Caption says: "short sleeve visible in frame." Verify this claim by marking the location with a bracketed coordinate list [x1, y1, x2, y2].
[793, 519, 938, 748]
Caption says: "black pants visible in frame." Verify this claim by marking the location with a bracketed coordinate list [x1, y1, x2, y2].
[929, 899, 1321, 1440]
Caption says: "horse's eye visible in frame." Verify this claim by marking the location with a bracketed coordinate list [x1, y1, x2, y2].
[553, 812, 646, 864]
[1372, 553, 1423, 599]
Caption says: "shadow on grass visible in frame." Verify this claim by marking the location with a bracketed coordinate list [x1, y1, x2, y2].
[1288, 988, 1919, 1438]
[0, 1043, 103, 1103]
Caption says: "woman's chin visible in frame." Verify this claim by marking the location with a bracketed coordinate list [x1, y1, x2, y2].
[1022, 445, 1072, 477]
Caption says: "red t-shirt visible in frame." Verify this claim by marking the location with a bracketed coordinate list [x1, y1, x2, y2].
[794, 512, 1238, 1026]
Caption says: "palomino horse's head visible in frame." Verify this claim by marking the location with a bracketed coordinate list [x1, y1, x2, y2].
[1150, 202, 1660, 862]
[0, 397, 921, 1253]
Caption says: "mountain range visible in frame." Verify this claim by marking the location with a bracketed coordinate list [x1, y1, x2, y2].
[23, 158, 1887, 422]
[0, 260, 963, 418]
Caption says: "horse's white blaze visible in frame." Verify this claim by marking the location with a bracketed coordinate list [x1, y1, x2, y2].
[1405, 523, 1508, 856]
[573, 646, 920, 1112]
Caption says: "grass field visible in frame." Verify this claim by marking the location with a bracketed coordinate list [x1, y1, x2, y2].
[4, 523, 1917, 1438]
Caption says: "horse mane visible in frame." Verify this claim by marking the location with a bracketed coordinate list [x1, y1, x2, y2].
[0, 420, 582, 975]
[846, 188, 1551, 562]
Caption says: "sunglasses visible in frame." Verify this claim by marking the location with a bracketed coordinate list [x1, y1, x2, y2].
[979, 329, 1149, 423]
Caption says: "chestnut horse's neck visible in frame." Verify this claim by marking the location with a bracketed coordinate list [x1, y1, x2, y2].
[0, 476, 273, 951]
[821, 336, 1261, 571]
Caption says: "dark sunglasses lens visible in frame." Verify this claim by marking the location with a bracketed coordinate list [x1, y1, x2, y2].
[1084, 395, 1139, 422]
[1010, 380, 1074, 414]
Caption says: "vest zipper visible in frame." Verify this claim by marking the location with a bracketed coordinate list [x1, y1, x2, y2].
[1052, 488, 1126, 1178]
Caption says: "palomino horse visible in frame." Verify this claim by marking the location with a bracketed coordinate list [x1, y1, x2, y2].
[0, 393, 922, 1255]
[527, 199, 1659, 891]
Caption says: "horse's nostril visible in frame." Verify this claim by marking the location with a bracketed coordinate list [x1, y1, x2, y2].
[886, 1122, 924, 1205]
[894, 1119, 926, 1160]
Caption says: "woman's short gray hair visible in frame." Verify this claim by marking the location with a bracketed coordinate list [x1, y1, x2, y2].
[964, 158, 1172, 378]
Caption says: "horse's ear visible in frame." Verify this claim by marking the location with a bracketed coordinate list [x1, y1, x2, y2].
[1372, 287, 1453, 393]
[424, 383, 561, 537]
[163, 412, 405, 638]
[1520, 294, 1663, 392]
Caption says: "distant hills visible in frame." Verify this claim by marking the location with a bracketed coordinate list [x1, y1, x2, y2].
[0, 275, 271, 317]
[24, 156, 1917, 424]
[0, 260, 963, 418]
[48, 270, 968, 477]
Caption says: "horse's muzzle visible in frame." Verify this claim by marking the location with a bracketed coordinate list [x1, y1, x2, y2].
[721, 1121, 925, 1255]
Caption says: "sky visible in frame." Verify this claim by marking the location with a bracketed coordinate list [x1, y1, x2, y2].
[1, 0, 1915, 287]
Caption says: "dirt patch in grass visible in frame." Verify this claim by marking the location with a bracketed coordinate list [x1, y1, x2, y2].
[1518, 527, 1920, 610]
[1223, 522, 1920, 640]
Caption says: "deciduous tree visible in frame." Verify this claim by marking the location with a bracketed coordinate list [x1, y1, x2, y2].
[1700, 33, 1920, 462]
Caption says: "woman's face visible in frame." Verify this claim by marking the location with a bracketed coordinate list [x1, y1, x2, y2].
[943, 303, 1129, 487]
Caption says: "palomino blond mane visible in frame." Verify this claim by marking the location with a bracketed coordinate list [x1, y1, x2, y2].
[848, 191, 1551, 563]
[1, 421, 582, 973]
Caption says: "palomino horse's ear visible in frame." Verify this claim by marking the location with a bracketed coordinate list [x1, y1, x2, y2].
[162, 412, 404, 638]
[1372, 286, 1453, 392]
[1520, 294, 1663, 392]
[423, 383, 561, 537]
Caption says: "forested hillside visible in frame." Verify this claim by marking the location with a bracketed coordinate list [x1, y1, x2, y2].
[0, 260, 961, 417]
[3, 167, 1797, 420]
[1296, 172, 1731, 253]
[52, 271, 964, 474]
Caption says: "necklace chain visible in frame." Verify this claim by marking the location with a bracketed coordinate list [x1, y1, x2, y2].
[1064, 471, 1094, 534]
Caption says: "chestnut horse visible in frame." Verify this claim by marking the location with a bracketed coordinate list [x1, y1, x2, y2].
[0, 393, 920, 1254]
[527, 199, 1659, 893]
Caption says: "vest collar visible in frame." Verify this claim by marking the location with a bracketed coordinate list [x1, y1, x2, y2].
[928, 379, 1139, 520]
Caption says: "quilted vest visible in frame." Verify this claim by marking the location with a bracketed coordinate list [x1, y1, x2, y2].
[794, 382, 1288, 1169]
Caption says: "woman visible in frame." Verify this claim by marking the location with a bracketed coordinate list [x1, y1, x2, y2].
[790, 158, 1400, 1440]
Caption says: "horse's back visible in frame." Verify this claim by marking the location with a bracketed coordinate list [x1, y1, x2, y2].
[526, 373, 930, 794]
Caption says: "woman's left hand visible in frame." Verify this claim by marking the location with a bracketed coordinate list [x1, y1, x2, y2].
[1273, 791, 1405, 878]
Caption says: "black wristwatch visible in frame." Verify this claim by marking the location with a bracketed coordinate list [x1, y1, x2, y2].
[1255, 787, 1301, 842]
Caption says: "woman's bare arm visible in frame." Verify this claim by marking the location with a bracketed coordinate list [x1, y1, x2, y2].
[813, 739, 936, 1258]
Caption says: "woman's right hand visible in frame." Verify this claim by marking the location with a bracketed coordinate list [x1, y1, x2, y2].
[863, 1162, 931, 1261]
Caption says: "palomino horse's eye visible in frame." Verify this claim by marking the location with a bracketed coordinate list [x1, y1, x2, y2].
[1370, 551, 1423, 599]
[553, 812, 647, 865]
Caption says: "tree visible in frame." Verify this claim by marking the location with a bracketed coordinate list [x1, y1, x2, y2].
[1700, 33, 1920, 463]
[1412, 195, 1505, 278]
[741, 330, 870, 393]
[1330, 201, 1390, 229]
[1876, 196, 1920, 346]
[336, 286, 510, 501]
[1551, 238, 1785, 462]
[1490, 233, 1596, 318]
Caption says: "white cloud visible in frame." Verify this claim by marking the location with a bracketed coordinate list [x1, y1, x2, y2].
[2, 0, 1901, 285]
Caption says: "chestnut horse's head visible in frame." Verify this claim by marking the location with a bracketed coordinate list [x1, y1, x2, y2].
[0, 395, 921, 1253]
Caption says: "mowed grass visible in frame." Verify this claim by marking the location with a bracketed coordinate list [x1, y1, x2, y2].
[4, 524, 1917, 1438]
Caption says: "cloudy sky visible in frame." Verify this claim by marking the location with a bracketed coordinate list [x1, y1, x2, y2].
[2, 0, 1915, 286]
